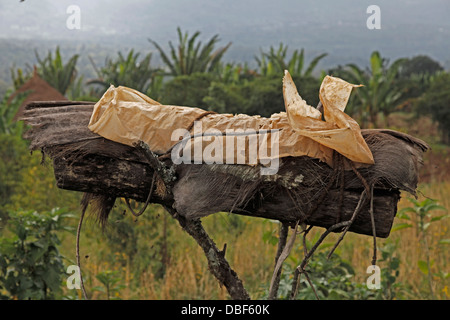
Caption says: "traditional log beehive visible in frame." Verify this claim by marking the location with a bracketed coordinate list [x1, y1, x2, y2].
[20, 73, 429, 238]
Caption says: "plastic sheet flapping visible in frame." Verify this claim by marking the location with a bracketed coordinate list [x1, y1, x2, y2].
[283, 71, 373, 164]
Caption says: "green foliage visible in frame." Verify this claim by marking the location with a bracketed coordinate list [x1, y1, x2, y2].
[255, 43, 327, 79]
[131, 208, 173, 280]
[297, 252, 368, 300]
[206, 212, 247, 241]
[65, 75, 98, 102]
[240, 77, 285, 117]
[103, 207, 138, 265]
[397, 198, 448, 236]
[214, 62, 257, 85]
[414, 72, 450, 144]
[204, 75, 320, 117]
[397, 198, 448, 299]
[271, 252, 373, 300]
[379, 55, 443, 116]
[0, 94, 31, 221]
[0, 91, 26, 136]
[150, 27, 231, 76]
[284, 242, 408, 300]
[340, 51, 406, 127]
[204, 77, 284, 117]
[7, 149, 81, 215]
[261, 223, 408, 300]
[202, 81, 247, 114]
[161, 72, 215, 109]
[92, 270, 125, 300]
[159, 70, 319, 118]
[0, 133, 29, 221]
[398, 55, 443, 79]
[87, 49, 161, 97]
[98, 203, 174, 283]
[9, 48, 91, 101]
[10, 66, 33, 90]
[35, 46, 79, 95]
[0, 88, 81, 215]
[0, 208, 74, 299]
[373, 242, 405, 300]
[262, 221, 280, 246]
[160, 73, 284, 117]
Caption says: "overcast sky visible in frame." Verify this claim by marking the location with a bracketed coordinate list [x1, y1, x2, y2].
[1, 0, 449, 67]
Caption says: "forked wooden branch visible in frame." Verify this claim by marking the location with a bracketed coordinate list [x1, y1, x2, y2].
[267, 222, 290, 299]
[164, 206, 250, 300]
[138, 141, 250, 300]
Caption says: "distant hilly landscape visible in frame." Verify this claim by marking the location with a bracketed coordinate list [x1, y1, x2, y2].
[0, 0, 449, 85]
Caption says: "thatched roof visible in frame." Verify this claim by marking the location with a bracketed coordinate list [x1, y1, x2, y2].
[9, 70, 67, 121]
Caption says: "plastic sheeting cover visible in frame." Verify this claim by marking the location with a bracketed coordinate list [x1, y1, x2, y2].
[88, 71, 374, 167]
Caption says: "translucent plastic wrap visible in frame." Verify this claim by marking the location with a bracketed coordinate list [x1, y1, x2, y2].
[88, 71, 373, 168]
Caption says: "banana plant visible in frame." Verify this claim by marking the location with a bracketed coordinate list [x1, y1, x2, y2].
[149, 27, 231, 76]
[10, 66, 33, 90]
[255, 43, 327, 79]
[35, 46, 79, 96]
[87, 49, 161, 96]
[341, 51, 406, 127]
[214, 62, 255, 84]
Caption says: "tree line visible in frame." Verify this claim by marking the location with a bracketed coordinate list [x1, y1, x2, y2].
[5, 26, 450, 143]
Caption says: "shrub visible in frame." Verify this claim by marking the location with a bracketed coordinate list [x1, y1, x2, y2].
[0, 208, 74, 299]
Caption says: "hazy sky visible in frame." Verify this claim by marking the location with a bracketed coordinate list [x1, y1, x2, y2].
[1, 0, 449, 67]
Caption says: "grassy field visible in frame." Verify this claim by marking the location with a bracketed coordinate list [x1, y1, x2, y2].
[53, 113, 449, 300]
[60, 181, 449, 300]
